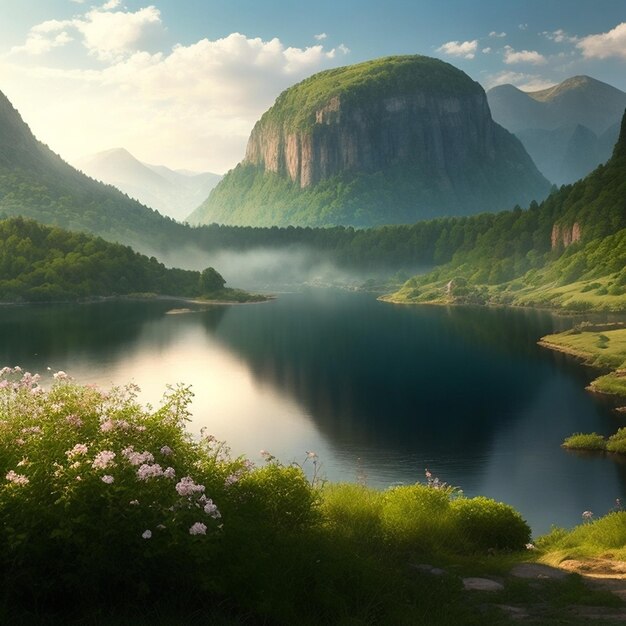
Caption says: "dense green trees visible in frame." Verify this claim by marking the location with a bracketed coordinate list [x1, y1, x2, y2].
[0, 217, 226, 302]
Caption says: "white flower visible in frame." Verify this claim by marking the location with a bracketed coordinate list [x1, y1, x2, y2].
[189, 522, 207, 536]
[142, 530, 152, 539]
[101, 475, 114, 484]
[129, 499, 140, 506]
[53, 370, 68, 380]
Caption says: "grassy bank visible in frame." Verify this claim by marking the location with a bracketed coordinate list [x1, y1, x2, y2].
[383, 273, 626, 314]
[536, 325, 626, 454]
[539, 325, 626, 398]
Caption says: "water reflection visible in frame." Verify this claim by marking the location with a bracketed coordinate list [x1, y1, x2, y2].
[0, 292, 624, 534]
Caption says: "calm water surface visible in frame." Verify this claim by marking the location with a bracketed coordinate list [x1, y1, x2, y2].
[0, 290, 624, 534]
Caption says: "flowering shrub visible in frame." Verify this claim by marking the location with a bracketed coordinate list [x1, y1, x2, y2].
[0, 367, 318, 608]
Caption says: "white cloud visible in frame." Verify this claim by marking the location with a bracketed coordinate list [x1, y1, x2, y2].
[436, 39, 478, 60]
[314, 33, 327, 41]
[102, 0, 122, 9]
[489, 31, 506, 38]
[484, 70, 555, 92]
[482, 47, 492, 54]
[10, 24, 74, 56]
[0, 30, 350, 172]
[543, 29, 578, 44]
[503, 45, 547, 65]
[577, 22, 626, 60]
[10, 5, 164, 61]
[519, 23, 528, 31]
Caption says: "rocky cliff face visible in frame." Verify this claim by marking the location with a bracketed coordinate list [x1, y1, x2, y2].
[244, 91, 501, 188]
[191, 56, 551, 228]
[551, 222, 581, 249]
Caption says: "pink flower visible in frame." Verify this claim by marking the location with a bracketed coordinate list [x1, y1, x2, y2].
[203, 499, 221, 519]
[92, 450, 116, 470]
[66, 443, 88, 459]
[163, 467, 176, 479]
[99, 419, 115, 433]
[101, 475, 114, 484]
[65, 414, 83, 428]
[136, 464, 163, 480]
[6, 470, 29, 486]
[175, 476, 205, 496]
[189, 522, 207, 536]
[224, 473, 239, 487]
[122, 448, 154, 466]
[160, 445, 173, 456]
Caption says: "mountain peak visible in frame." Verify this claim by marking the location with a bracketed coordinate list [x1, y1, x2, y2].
[527, 75, 623, 104]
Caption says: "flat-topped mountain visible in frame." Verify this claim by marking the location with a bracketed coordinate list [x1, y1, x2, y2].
[191, 55, 550, 228]
[487, 76, 626, 185]
[75, 148, 221, 222]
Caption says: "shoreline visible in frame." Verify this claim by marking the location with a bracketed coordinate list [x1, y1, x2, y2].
[0, 292, 275, 308]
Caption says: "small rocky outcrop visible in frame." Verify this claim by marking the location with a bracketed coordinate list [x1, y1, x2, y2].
[551, 222, 582, 249]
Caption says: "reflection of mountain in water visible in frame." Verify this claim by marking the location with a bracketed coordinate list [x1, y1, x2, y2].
[199, 291, 569, 456]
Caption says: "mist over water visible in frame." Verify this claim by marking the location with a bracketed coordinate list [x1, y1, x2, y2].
[146, 243, 421, 291]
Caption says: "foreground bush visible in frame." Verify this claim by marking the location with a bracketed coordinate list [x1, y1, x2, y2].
[0, 368, 319, 616]
[0, 368, 531, 624]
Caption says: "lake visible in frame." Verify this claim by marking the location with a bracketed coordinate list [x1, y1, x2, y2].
[0, 289, 624, 535]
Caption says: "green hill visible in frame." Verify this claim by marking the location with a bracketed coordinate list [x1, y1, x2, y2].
[0, 91, 187, 253]
[385, 109, 626, 312]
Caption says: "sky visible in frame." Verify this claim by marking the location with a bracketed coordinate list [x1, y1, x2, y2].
[1, 0, 625, 173]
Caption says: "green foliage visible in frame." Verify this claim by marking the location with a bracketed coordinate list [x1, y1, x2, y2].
[381, 484, 457, 552]
[607, 428, 626, 453]
[0, 217, 239, 302]
[537, 511, 626, 561]
[199, 266, 226, 292]
[259, 55, 482, 132]
[388, 112, 626, 312]
[450, 497, 531, 551]
[562, 432, 607, 451]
